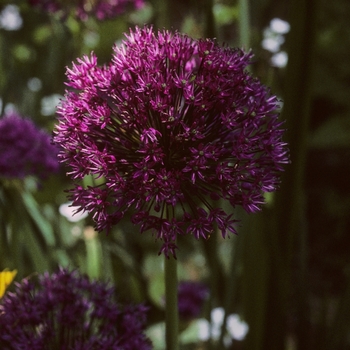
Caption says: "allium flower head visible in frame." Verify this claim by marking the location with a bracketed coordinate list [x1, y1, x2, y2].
[178, 281, 209, 320]
[0, 112, 59, 180]
[0, 268, 152, 349]
[28, 0, 144, 21]
[54, 26, 289, 256]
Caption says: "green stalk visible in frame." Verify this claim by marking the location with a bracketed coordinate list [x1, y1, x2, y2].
[203, 0, 216, 38]
[238, 0, 251, 49]
[263, 0, 317, 348]
[165, 255, 179, 350]
[201, 232, 225, 350]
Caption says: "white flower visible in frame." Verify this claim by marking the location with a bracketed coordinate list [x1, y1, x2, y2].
[262, 28, 285, 52]
[227, 314, 249, 341]
[0, 5, 22, 31]
[198, 307, 249, 346]
[270, 18, 290, 34]
[271, 51, 288, 68]
[59, 202, 88, 222]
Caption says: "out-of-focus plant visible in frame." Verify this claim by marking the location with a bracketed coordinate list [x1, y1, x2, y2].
[0, 111, 60, 276]
[0, 267, 152, 349]
[28, 0, 145, 21]
[0, 112, 59, 179]
[178, 281, 209, 322]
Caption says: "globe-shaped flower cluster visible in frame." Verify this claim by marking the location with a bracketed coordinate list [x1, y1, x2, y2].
[54, 26, 289, 256]
[0, 112, 59, 180]
[0, 268, 152, 349]
[28, 0, 144, 21]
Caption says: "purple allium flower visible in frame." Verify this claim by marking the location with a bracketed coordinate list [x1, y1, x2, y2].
[0, 112, 59, 180]
[54, 26, 289, 257]
[178, 281, 209, 320]
[28, 0, 144, 21]
[0, 268, 152, 350]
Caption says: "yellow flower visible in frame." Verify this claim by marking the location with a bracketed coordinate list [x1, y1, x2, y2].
[0, 269, 17, 298]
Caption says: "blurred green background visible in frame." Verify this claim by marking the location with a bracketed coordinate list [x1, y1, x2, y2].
[1, 0, 350, 349]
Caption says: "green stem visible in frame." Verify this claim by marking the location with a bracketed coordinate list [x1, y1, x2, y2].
[201, 234, 225, 350]
[238, 0, 251, 49]
[203, 0, 216, 38]
[263, 0, 317, 348]
[165, 255, 179, 350]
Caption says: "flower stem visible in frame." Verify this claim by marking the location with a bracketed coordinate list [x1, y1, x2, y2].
[165, 255, 179, 350]
[238, 0, 251, 51]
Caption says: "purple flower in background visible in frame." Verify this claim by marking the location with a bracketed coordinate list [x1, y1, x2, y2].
[178, 281, 209, 320]
[0, 112, 59, 180]
[28, 0, 144, 21]
[54, 26, 289, 256]
[0, 268, 152, 349]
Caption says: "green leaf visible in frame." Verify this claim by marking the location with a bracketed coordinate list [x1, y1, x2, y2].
[21, 220, 50, 274]
[21, 191, 56, 246]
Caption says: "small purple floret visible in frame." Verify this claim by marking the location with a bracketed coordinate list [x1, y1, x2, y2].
[54, 26, 289, 256]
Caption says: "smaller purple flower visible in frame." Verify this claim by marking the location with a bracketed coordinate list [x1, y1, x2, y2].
[178, 281, 209, 320]
[28, 0, 144, 21]
[0, 112, 59, 180]
[0, 268, 152, 350]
